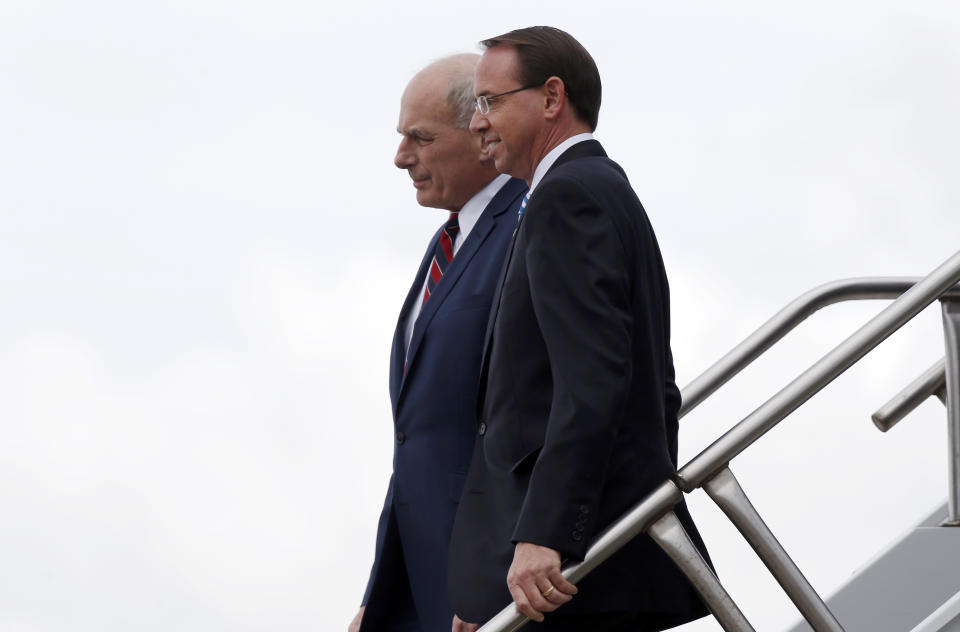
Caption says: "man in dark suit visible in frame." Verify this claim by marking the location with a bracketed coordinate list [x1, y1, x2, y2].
[349, 54, 527, 632]
[447, 27, 711, 631]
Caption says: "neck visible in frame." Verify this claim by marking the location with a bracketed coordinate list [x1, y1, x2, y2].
[524, 123, 591, 186]
[449, 168, 501, 211]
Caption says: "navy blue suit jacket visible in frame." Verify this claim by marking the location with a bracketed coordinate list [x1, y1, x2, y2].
[448, 141, 710, 628]
[360, 177, 527, 632]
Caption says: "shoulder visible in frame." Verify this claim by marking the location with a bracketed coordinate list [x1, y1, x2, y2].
[527, 153, 649, 253]
[533, 153, 634, 215]
[522, 162, 628, 253]
[547, 154, 628, 188]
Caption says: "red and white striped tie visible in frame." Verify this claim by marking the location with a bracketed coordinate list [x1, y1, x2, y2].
[422, 212, 460, 306]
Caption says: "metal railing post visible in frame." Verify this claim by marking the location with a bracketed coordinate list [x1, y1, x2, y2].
[871, 359, 946, 432]
[678, 250, 960, 490]
[648, 511, 755, 632]
[679, 279, 960, 420]
[941, 299, 960, 525]
[703, 468, 845, 632]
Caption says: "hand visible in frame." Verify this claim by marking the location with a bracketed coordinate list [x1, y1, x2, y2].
[452, 614, 479, 632]
[348, 606, 365, 632]
[506, 542, 578, 622]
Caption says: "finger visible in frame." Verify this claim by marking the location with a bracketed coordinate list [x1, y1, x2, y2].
[547, 567, 578, 596]
[510, 580, 544, 621]
[540, 581, 573, 606]
[546, 589, 572, 606]
[348, 609, 363, 632]
[521, 576, 557, 614]
[508, 581, 544, 622]
[533, 578, 568, 609]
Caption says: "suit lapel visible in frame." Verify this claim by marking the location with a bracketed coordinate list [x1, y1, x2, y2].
[476, 141, 608, 414]
[389, 234, 437, 410]
[402, 220, 488, 379]
[399, 178, 526, 404]
[477, 214, 521, 394]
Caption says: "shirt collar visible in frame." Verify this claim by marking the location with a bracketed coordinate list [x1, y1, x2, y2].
[456, 173, 511, 241]
[528, 132, 594, 197]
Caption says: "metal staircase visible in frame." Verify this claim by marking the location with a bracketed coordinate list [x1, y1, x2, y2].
[785, 502, 960, 632]
[478, 249, 960, 632]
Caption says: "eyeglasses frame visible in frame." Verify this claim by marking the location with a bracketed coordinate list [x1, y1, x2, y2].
[474, 83, 543, 115]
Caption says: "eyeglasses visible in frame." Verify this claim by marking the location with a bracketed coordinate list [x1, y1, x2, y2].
[474, 84, 541, 115]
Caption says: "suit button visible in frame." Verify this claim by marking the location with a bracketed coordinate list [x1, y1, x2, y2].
[478, 422, 486, 436]
[572, 531, 582, 542]
[396, 431, 405, 445]
[579, 505, 589, 514]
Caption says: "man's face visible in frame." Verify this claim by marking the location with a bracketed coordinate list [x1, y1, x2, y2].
[470, 46, 541, 182]
[395, 76, 486, 211]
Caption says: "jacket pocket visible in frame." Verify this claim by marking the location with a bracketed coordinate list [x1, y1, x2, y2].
[509, 445, 542, 474]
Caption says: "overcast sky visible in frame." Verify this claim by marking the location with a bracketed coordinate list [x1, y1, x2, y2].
[2, 1, 959, 631]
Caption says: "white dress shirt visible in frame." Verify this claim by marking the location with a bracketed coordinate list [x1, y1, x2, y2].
[403, 173, 512, 352]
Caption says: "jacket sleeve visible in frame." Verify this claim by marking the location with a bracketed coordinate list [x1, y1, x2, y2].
[510, 175, 633, 560]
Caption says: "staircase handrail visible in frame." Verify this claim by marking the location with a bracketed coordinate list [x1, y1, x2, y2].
[479, 249, 960, 632]
[680, 277, 960, 419]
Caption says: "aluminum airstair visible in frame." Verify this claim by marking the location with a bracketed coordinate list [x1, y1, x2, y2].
[785, 502, 960, 632]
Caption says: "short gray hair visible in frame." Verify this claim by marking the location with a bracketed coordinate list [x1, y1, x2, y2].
[446, 73, 476, 129]
[414, 53, 479, 129]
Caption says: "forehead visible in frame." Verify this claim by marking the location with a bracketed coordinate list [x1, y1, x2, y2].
[475, 46, 520, 94]
[398, 80, 453, 132]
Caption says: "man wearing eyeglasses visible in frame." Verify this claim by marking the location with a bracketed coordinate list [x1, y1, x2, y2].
[349, 54, 527, 632]
[447, 27, 711, 631]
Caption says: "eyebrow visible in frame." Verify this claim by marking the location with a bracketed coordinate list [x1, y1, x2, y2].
[398, 126, 432, 137]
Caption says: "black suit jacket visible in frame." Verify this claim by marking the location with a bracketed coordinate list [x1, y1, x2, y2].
[447, 140, 710, 627]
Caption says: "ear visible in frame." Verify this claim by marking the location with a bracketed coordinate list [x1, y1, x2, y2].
[542, 76, 566, 121]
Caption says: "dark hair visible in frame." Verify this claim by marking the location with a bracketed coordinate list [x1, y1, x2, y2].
[480, 26, 601, 131]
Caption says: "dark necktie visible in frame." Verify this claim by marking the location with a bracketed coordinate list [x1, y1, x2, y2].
[422, 212, 460, 305]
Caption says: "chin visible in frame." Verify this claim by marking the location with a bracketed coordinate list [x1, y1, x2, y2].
[416, 192, 437, 208]
[495, 157, 517, 179]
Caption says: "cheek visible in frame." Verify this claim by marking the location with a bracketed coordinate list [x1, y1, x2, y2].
[427, 161, 445, 187]
[502, 117, 523, 144]
[491, 119, 513, 147]
[428, 148, 463, 187]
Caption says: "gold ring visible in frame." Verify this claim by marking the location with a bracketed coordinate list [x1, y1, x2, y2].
[542, 584, 556, 598]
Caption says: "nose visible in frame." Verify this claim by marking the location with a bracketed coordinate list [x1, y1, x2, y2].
[469, 108, 488, 134]
[394, 138, 416, 169]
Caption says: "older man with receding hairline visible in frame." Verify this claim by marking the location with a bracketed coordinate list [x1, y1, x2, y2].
[349, 54, 527, 632]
